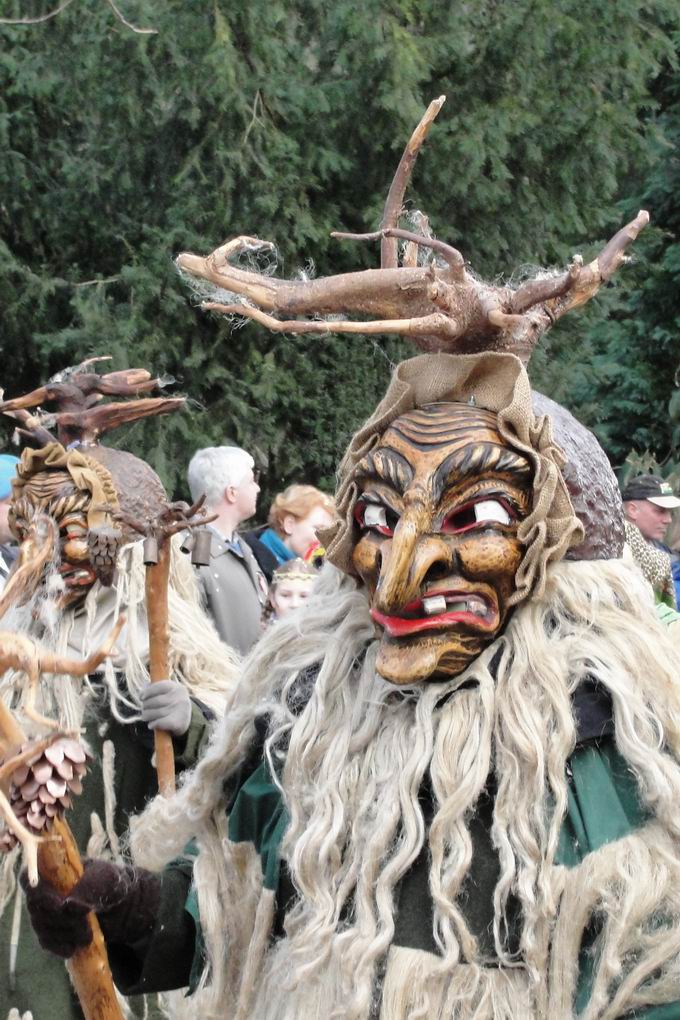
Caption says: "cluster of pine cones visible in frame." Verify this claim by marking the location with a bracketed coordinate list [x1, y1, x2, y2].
[0, 736, 89, 851]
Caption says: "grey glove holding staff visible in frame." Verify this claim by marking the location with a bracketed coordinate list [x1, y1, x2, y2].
[140, 679, 192, 737]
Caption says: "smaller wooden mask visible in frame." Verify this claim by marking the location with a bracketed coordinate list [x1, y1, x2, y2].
[9, 444, 167, 608]
[351, 402, 532, 684]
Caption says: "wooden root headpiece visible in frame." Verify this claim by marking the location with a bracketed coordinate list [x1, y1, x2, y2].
[0, 355, 185, 449]
[176, 96, 648, 365]
[1, 359, 187, 591]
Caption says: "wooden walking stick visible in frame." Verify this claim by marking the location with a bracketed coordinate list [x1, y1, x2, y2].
[143, 534, 175, 796]
[0, 619, 127, 1020]
[104, 498, 216, 796]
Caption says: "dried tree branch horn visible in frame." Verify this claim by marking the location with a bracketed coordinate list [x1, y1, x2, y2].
[331, 227, 465, 277]
[379, 95, 446, 269]
[0, 361, 186, 447]
[3, 408, 55, 447]
[175, 99, 649, 365]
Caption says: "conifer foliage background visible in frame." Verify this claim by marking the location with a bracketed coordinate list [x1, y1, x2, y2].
[1, 1, 679, 503]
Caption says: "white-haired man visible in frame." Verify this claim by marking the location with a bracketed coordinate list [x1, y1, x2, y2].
[186, 446, 267, 655]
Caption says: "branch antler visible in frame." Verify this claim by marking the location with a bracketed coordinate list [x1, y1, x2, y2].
[379, 95, 446, 269]
[176, 98, 648, 365]
[0, 357, 185, 446]
[0, 618, 124, 880]
[0, 515, 57, 623]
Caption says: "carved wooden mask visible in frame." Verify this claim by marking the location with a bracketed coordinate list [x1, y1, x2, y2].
[9, 444, 168, 609]
[10, 470, 97, 607]
[351, 402, 533, 684]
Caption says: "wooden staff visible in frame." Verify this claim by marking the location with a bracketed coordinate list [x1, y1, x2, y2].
[39, 819, 123, 1020]
[144, 537, 175, 796]
[109, 498, 215, 797]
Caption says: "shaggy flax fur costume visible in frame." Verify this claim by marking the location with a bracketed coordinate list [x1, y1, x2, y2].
[118, 353, 680, 1020]
[1, 536, 239, 1020]
[130, 555, 680, 1020]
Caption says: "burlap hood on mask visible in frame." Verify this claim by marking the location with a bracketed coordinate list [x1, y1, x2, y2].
[323, 352, 584, 606]
[12, 442, 119, 530]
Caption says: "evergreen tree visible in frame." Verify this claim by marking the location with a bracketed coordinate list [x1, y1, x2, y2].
[1, 0, 678, 501]
[532, 56, 680, 467]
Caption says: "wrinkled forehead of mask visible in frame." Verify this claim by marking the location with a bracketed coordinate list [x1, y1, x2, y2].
[11, 443, 168, 539]
[323, 352, 588, 605]
[374, 402, 533, 493]
[10, 444, 118, 537]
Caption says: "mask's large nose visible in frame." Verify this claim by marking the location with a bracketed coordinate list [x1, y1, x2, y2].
[374, 508, 453, 614]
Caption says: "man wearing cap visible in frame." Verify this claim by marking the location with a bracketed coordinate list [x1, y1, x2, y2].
[0, 453, 19, 589]
[622, 473, 680, 608]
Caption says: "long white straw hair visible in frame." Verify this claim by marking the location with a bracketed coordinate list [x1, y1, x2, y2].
[131, 557, 680, 1019]
[0, 533, 239, 728]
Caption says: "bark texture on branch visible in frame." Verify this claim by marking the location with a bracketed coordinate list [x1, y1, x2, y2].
[145, 543, 175, 797]
[379, 95, 446, 269]
[38, 819, 124, 1020]
[175, 96, 648, 366]
[0, 357, 185, 447]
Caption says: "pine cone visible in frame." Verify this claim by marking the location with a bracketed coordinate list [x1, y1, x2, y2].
[0, 737, 90, 852]
[87, 525, 122, 586]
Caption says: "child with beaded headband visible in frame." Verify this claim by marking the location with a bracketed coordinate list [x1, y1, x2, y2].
[265, 558, 318, 623]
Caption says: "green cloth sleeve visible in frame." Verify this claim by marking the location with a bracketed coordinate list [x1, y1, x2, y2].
[107, 861, 196, 996]
[172, 700, 212, 770]
[557, 740, 679, 1018]
[227, 758, 289, 891]
[556, 741, 649, 868]
[109, 742, 290, 998]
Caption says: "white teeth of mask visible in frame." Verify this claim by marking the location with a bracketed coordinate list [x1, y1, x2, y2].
[422, 595, 447, 615]
[474, 499, 511, 525]
[445, 598, 486, 616]
[364, 504, 388, 528]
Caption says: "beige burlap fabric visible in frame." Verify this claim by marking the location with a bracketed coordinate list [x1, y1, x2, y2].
[324, 352, 583, 606]
[12, 442, 119, 531]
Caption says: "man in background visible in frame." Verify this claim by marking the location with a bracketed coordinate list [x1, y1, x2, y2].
[622, 473, 680, 608]
[0, 453, 19, 589]
[186, 445, 267, 655]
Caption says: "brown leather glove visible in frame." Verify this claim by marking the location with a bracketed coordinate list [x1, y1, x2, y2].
[22, 859, 161, 959]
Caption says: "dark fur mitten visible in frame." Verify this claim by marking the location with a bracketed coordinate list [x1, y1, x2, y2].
[22, 859, 161, 958]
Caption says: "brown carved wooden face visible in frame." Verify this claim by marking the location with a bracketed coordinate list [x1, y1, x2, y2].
[351, 403, 532, 684]
[10, 471, 96, 607]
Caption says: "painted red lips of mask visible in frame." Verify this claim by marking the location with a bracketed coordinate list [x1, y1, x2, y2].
[370, 588, 500, 638]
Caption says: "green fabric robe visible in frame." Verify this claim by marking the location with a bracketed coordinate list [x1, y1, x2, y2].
[112, 731, 680, 1018]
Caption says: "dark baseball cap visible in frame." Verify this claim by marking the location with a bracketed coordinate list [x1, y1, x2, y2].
[621, 474, 680, 509]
